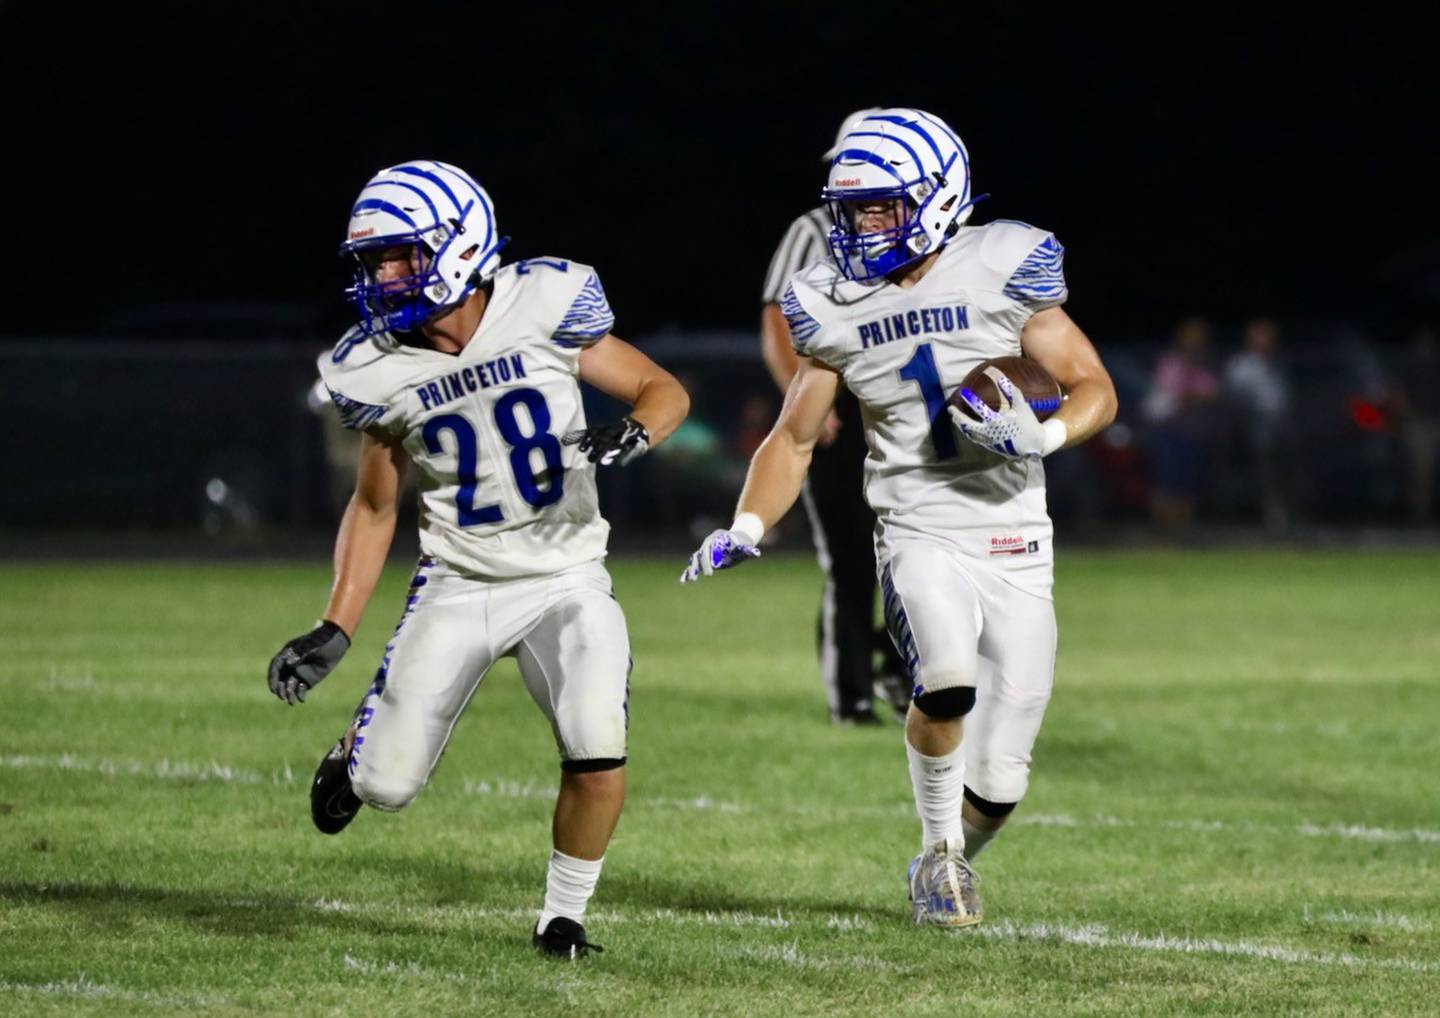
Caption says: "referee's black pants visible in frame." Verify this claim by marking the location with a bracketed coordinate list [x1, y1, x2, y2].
[800, 390, 904, 720]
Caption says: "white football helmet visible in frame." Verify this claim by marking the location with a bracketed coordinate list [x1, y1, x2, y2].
[339, 160, 506, 335]
[822, 107, 882, 162]
[821, 109, 984, 282]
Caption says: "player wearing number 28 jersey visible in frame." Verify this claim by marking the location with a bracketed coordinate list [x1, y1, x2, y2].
[321, 253, 617, 579]
[682, 109, 1117, 928]
[266, 159, 689, 960]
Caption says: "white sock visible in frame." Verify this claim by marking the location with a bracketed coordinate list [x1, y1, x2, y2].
[906, 740, 965, 853]
[961, 816, 1000, 859]
[536, 849, 604, 933]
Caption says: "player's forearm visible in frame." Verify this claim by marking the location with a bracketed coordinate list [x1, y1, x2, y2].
[627, 374, 690, 446]
[735, 428, 812, 532]
[322, 496, 398, 637]
[1053, 375, 1118, 449]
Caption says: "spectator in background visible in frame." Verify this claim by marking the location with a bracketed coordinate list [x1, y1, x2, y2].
[1143, 317, 1219, 527]
[1396, 325, 1440, 524]
[1224, 318, 1292, 531]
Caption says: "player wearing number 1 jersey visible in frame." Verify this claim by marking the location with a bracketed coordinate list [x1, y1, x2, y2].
[265, 160, 688, 959]
[682, 110, 1116, 927]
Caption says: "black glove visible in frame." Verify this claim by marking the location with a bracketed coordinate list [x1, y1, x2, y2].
[561, 416, 650, 467]
[267, 621, 351, 705]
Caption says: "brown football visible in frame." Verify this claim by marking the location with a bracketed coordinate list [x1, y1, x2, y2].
[950, 356, 1063, 422]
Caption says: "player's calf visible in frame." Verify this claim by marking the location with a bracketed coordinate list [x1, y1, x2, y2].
[960, 788, 1016, 860]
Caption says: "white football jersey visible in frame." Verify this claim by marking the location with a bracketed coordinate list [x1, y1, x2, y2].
[318, 257, 615, 579]
[781, 221, 1068, 586]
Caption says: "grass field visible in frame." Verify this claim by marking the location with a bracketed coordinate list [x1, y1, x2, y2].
[2, 550, 1438, 1016]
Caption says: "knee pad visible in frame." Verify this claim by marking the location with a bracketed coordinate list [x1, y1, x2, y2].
[561, 756, 626, 774]
[964, 786, 1018, 819]
[912, 685, 976, 720]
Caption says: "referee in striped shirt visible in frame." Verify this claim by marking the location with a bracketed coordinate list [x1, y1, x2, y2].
[759, 109, 908, 725]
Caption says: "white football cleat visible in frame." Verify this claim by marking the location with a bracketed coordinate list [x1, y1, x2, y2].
[907, 838, 982, 928]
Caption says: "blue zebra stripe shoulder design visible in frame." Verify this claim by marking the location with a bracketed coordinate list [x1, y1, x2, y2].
[553, 274, 616, 347]
[780, 284, 821, 349]
[327, 386, 388, 431]
[1002, 234, 1068, 308]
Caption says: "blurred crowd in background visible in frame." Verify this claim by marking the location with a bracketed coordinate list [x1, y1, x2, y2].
[5, 313, 1437, 548]
[631, 316, 1440, 542]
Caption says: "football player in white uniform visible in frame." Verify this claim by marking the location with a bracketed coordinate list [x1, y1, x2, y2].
[681, 110, 1116, 927]
[266, 160, 689, 958]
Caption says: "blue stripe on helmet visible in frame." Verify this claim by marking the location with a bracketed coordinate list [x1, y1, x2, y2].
[351, 198, 417, 227]
[442, 165, 495, 252]
[863, 114, 944, 166]
[845, 130, 927, 178]
[437, 162, 488, 210]
[829, 148, 909, 184]
[394, 162, 495, 254]
[912, 111, 968, 198]
[372, 180, 440, 227]
[896, 119, 958, 181]
[912, 109, 964, 152]
[393, 165, 464, 217]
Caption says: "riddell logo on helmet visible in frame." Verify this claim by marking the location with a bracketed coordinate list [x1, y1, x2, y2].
[349, 228, 375, 239]
[833, 177, 863, 187]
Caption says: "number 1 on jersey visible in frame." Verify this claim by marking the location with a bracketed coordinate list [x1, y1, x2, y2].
[898, 342, 958, 459]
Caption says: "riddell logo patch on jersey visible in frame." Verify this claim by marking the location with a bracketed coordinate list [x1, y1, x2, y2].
[989, 535, 1040, 556]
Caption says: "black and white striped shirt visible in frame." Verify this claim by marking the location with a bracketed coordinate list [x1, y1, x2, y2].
[761, 207, 832, 305]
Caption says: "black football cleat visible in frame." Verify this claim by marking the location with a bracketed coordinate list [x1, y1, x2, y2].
[533, 917, 604, 959]
[310, 733, 362, 835]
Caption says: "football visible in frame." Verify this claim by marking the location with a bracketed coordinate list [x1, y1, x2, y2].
[950, 355, 1063, 422]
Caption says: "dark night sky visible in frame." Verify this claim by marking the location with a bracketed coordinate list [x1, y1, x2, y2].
[1, 3, 1434, 344]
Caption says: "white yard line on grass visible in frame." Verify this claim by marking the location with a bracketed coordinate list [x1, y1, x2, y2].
[343, 954, 470, 983]
[461, 776, 747, 814]
[5, 753, 1437, 847]
[1302, 906, 1433, 933]
[979, 919, 1440, 975]
[301, 898, 1436, 976]
[0, 974, 229, 1008]
[737, 942, 913, 973]
[0, 752, 276, 785]
[1023, 811, 1440, 845]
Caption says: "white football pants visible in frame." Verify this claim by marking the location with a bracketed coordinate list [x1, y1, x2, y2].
[348, 557, 631, 812]
[878, 534, 1057, 805]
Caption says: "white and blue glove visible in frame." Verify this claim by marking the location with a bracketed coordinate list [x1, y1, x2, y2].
[679, 515, 764, 583]
[949, 372, 1067, 460]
